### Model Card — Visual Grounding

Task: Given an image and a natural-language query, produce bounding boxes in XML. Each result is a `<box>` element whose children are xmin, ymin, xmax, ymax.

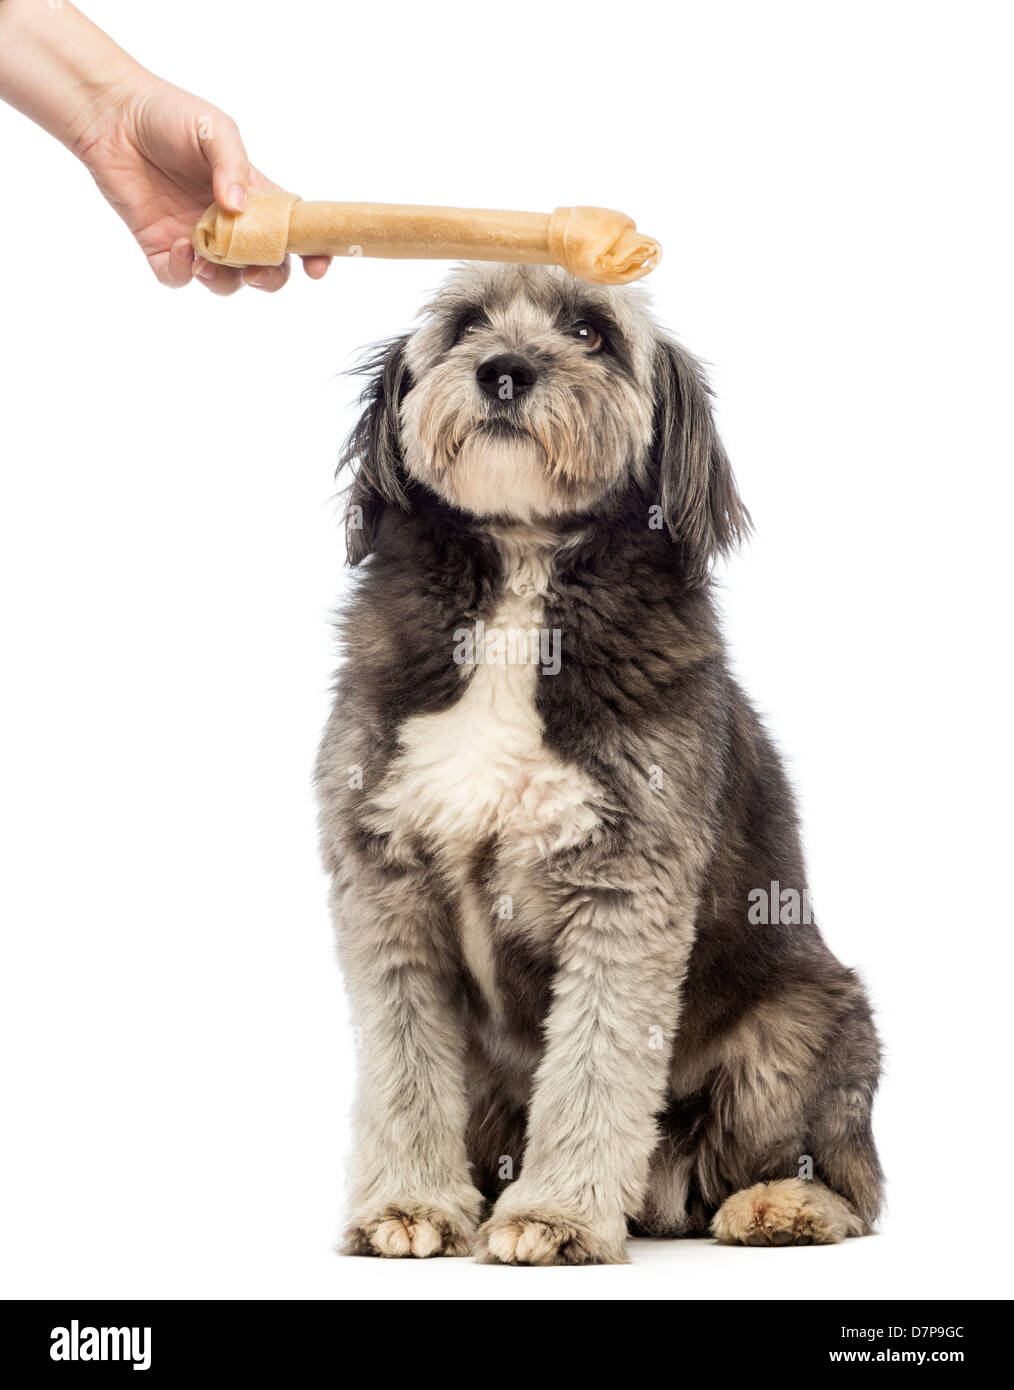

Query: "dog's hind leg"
<box><xmin>805</xmin><ymin>1080</ymin><xmax>884</xmax><ymax>1234</ymax></box>
<box><xmin>711</xmin><ymin>1014</ymin><xmax>884</xmax><ymax>1246</ymax></box>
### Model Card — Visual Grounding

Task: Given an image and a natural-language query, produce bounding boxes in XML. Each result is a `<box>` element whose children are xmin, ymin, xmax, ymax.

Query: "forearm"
<box><xmin>0</xmin><ymin>0</ymin><xmax>145</xmax><ymax>151</ymax></box>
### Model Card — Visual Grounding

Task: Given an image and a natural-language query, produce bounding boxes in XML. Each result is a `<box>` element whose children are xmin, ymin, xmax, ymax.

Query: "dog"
<box><xmin>315</xmin><ymin>263</ymin><xmax>883</xmax><ymax>1264</ymax></box>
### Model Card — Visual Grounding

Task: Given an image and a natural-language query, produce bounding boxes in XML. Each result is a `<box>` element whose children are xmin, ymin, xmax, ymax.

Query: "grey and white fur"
<box><xmin>315</xmin><ymin>264</ymin><xmax>883</xmax><ymax>1264</ymax></box>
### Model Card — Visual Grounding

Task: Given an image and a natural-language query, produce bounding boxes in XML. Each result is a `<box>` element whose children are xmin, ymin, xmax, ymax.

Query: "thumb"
<box><xmin>202</xmin><ymin>113</ymin><xmax>250</xmax><ymax>213</ymax></box>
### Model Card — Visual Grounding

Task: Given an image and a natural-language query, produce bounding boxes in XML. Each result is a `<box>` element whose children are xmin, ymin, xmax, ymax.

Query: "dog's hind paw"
<box><xmin>476</xmin><ymin>1205</ymin><xmax>628</xmax><ymax>1266</ymax></box>
<box><xmin>343</xmin><ymin>1200</ymin><xmax>476</xmax><ymax>1258</ymax></box>
<box><xmin>711</xmin><ymin>1178</ymin><xmax>866</xmax><ymax>1246</ymax></box>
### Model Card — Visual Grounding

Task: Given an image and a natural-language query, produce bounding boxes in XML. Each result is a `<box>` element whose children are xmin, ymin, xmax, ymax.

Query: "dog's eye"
<box><xmin>457</xmin><ymin>316</ymin><xmax>485</xmax><ymax>341</ymax></box>
<box><xmin>570</xmin><ymin>321</ymin><xmax>603</xmax><ymax>351</ymax></box>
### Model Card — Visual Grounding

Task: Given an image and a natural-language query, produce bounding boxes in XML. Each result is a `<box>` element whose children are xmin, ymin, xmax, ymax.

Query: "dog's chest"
<box><xmin>367</xmin><ymin>532</ymin><xmax>600</xmax><ymax>863</ymax></box>
<box><xmin>366</xmin><ymin>530</ymin><xmax>600</xmax><ymax>1012</ymax></box>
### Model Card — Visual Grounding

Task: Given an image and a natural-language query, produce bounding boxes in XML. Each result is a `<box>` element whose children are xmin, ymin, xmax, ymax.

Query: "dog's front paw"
<box><xmin>476</xmin><ymin>1203</ymin><xmax>628</xmax><ymax>1266</ymax></box>
<box><xmin>343</xmin><ymin>1200</ymin><xmax>476</xmax><ymax>1258</ymax></box>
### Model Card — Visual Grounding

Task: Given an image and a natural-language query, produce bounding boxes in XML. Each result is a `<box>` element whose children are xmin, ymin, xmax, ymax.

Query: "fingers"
<box><xmin>189</xmin><ymin>160</ymin><xmax>328</xmax><ymax>288</ymax></box>
<box><xmin>187</xmin><ymin>250</ymin><xmax>324</xmax><ymax>293</ymax></box>
<box><xmin>192</xmin><ymin>257</ymin><xmax>244</xmax><ymax>296</ymax></box>
<box><xmin>201</xmin><ymin>112</ymin><xmax>251</xmax><ymax>214</ymax></box>
<box><xmin>242</xmin><ymin>258</ymin><xmax>292</xmax><ymax>293</ymax></box>
<box><xmin>301</xmin><ymin>255</ymin><xmax>331</xmax><ymax>280</ymax></box>
<box><xmin>148</xmin><ymin>238</ymin><xmax>197</xmax><ymax>288</ymax></box>
<box><xmin>164</xmin><ymin>237</ymin><xmax>196</xmax><ymax>287</ymax></box>
<box><xmin>186</xmin><ymin>255</ymin><xmax>292</xmax><ymax>295</ymax></box>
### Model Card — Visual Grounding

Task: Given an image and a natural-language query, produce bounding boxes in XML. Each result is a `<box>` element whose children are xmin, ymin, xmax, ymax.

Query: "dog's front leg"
<box><xmin>336</xmin><ymin>864</ymin><xmax>483</xmax><ymax>1258</ymax></box>
<box><xmin>476</xmin><ymin>875</ymin><xmax>694</xmax><ymax>1265</ymax></box>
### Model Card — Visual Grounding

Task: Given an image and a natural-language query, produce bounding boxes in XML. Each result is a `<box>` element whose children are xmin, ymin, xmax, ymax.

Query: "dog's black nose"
<box><xmin>476</xmin><ymin>353</ymin><xmax>538</xmax><ymax>401</ymax></box>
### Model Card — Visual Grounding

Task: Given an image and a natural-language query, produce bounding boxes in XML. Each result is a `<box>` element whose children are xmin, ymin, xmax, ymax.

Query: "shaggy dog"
<box><xmin>315</xmin><ymin>264</ymin><xmax>883</xmax><ymax>1264</ymax></box>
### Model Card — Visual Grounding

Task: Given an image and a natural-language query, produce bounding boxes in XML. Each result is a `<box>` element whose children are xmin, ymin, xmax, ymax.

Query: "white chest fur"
<box><xmin>366</xmin><ymin>526</ymin><xmax>601</xmax><ymax>1005</ymax></box>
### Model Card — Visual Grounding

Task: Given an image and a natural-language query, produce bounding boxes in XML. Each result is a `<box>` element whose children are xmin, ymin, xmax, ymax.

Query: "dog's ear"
<box><xmin>651</xmin><ymin>337</ymin><xmax>751</xmax><ymax>585</ymax></box>
<box><xmin>338</xmin><ymin>335</ymin><xmax>412</xmax><ymax>564</ymax></box>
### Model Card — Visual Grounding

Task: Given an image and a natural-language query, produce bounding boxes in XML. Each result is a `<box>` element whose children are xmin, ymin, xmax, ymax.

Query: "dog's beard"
<box><xmin>401</xmin><ymin>378</ymin><xmax>642</xmax><ymax>522</ymax></box>
<box><xmin>440</xmin><ymin>428</ymin><xmax>564</xmax><ymax>520</ymax></box>
<box><xmin>400</xmin><ymin>372</ymin><xmax>560</xmax><ymax>518</ymax></box>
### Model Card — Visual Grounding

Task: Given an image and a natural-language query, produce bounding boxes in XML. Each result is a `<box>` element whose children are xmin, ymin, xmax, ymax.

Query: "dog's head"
<box><xmin>341</xmin><ymin>264</ymin><xmax>748</xmax><ymax>584</ymax></box>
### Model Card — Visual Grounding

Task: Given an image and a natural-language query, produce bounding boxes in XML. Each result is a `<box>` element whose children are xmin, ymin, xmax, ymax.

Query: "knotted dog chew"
<box><xmin>192</xmin><ymin>194</ymin><xmax>662</xmax><ymax>285</ymax></box>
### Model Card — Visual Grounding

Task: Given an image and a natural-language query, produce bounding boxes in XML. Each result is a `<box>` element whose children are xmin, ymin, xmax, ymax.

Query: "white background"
<box><xmin>1</xmin><ymin>0</ymin><xmax>1011</xmax><ymax>1301</ymax></box>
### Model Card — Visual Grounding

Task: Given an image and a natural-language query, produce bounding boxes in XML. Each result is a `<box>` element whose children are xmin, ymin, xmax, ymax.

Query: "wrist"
<box><xmin>64</xmin><ymin>64</ymin><xmax>151</xmax><ymax>164</ymax></box>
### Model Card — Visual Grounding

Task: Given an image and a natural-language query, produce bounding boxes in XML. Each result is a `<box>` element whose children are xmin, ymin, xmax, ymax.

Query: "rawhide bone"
<box><xmin>192</xmin><ymin>192</ymin><xmax>662</xmax><ymax>286</ymax></box>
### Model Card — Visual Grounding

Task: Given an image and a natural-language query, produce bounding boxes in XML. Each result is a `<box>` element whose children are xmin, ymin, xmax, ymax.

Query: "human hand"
<box><xmin>73</xmin><ymin>72</ymin><xmax>331</xmax><ymax>295</ymax></box>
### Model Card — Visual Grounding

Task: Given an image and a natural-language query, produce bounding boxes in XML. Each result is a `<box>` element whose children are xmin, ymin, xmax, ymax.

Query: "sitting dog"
<box><xmin>316</xmin><ymin>264</ymin><xmax>883</xmax><ymax>1264</ymax></box>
